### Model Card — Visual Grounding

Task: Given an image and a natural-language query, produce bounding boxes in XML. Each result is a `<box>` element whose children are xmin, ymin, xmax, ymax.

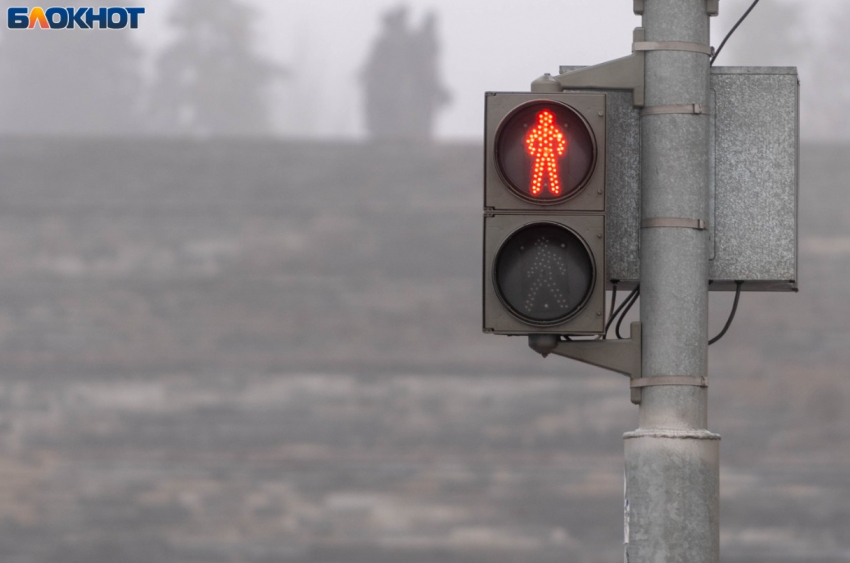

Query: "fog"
<box><xmin>0</xmin><ymin>1</ymin><xmax>848</xmax><ymax>562</ymax></box>
<box><xmin>257</xmin><ymin>0</ymin><xmax>850</xmax><ymax>140</ymax></box>
<box><xmin>3</xmin><ymin>0</ymin><xmax>849</xmax><ymax>139</ymax></box>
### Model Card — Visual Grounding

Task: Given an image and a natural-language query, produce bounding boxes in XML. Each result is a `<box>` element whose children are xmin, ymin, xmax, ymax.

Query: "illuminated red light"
<box><xmin>493</xmin><ymin>100</ymin><xmax>596</xmax><ymax>204</ymax></box>
<box><xmin>525</xmin><ymin>110</ymin><xmax>567</xmax><ymax>197</ymax></box>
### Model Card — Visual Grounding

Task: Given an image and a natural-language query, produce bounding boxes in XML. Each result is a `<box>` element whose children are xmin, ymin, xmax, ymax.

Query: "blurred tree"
<box><xmin>409</xmin><ymin>13</ymin><xmax>452</xmax><ymax>139</ymax></box>
<box><xmin>149</xmin><ymin>0</ymin><xmax>285</xmax><ymax>137</ymax></box>
<box><xmin>0</xmin><ymin>2</ymin><xmax>144</xmax><ymax>136</ymax></box>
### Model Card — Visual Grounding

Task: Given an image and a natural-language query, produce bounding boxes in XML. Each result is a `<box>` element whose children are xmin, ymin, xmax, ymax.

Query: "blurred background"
<box><xmin>0</xmin><ymin>0</ymin><xmax>848</xmax><ymax>562</ymax></box>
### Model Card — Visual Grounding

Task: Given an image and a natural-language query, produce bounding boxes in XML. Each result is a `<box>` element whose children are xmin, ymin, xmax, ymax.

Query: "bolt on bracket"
<box><xmin>532</xmin><ymin>28</ymin><xmax>646</xmax><ymax>107</ymax></box>
<box><xmin>528</xmin><ymin>322</ymin><xmax>643</xmax><ymax>403</ymax></box>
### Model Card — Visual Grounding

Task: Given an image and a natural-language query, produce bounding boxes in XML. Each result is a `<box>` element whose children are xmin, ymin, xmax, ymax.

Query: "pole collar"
<box><xmin>635</xmin><ymin>0</ymin><xmax>719</xmax><ymax>16</ymax></box>
<box><xmin>633</xmin><ymin>41</ymin><xmax>714</xmax><ymax>57</ymax></box>
<box><xmin>630</xmin><ymin>377</ymin><xmax>708</xmax><ymax>388</ymax></box>
<box><xmin>642</xmin><ymin>103</ymin><xmax>710</xmax><ymax>116</ymax></box>
<box><xmin>642</xmin><ymin>218</ymin><xmax>707</xmax><ymax>230</ymax></box>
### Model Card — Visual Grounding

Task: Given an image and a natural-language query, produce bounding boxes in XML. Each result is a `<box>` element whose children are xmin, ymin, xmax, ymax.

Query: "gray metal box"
<box><xmin>560</xmin><ymin>66</ymin><xmax>800</xmax><ymax>292</ymax></box>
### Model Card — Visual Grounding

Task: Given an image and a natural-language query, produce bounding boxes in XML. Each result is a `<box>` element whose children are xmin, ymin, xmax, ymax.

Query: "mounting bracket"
<box><xmin>532</xmin><ymin>28</ymin><xmax>646</xmax><ymax>107</ymax></box>
<box><xmin>634</xmin><ymin>0</ymin><xmax>718</xmax><ymax>17</ymax></box>
<box><xmin>528</xmin><ymin>322</ymin><xmax>644</xmax><ymax>404</ymax></box>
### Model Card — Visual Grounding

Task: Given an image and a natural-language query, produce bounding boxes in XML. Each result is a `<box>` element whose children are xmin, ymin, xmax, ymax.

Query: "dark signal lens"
<box><xmin>494</xmin><ymin>223</ymin><xmax>595</xmax><ymax>326</ymax></box>
<box><xmin>495</xmin><ymin>101</ymin><xmax>596</xmax><ymax>204</ymax></box>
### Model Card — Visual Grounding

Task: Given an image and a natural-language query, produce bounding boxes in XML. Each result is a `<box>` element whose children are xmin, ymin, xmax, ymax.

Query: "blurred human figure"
<box><xmin>361</xmin><ymin>6</ymin><xmax>450</xmax><ymax>141</ymax></box>
<box><xmin>410</xmin><ymin>12</ymin><xmax>452</xmax><ymax>139</ymax></box>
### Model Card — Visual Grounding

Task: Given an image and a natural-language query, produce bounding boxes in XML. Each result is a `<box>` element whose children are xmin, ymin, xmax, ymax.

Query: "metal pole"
<box><xmin>625</xmin><ymin>1</ymin><xmax>719</xmax><ymax>562</ymax></box>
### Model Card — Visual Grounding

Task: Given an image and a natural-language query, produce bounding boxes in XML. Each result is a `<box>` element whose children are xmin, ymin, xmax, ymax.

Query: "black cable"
<box><xmin>616</xmin><ymin>286</ymin><xmax>640</xmax><ymax>340</ymax></box>
<box><xmin>606</xmin><ymin>285</ymin><xmax>638</xmax><ymax>339</ymax></box>
<box><xmin>709</xmin><ymin>281</ymin><xmax>743</xmax><ymax>345</ymax></box>
<box><xmin>711</xmin><ymin>0</ymin><xmax>761</xmax><ymax>66</ymax></box>
<box><xmin>603</xmin><ymin>282</ymin><xmax>618</xmax><ymax>340</ymax></box>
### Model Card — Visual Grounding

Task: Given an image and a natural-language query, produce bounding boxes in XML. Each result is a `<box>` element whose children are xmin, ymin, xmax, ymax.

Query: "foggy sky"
<box><xmin>266</xmin><ymin>0</ymin><xmax>842</xmax><ymax>140</ymax></box>
<box><xmin>11</xmin><ymin>0</ymin><xmax>846</xmax><ymax>140</ymax></box>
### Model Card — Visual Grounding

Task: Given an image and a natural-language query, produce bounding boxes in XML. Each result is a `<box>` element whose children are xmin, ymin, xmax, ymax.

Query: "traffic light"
<box><xmin>483</xmin><ymin>92</ymin><xmax>607</xmax><ymax>335</ymax></box>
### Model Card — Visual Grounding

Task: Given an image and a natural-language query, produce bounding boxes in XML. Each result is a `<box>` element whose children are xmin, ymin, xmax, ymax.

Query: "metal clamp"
<box><xmin>630</xmin><ymin>376</ymin><xmax>707</xmax><ymax>404</ymax></box>
<box><xmin>642</xmin><ymin>218</ymin><xmax>707</xmax><ymax>230</ymax></box>
<box><xmin>633</xmin><ymin>41</ymin><xmax>714</xmax><ymax>57</ymax></box>
<box><xmin>635</xmin><ymin>0</ymin><xmax>718</xmax><ymax>16</ymax></box>
<box><xmin>630</xmin><ymin>377</ymin><xmax>707</xmax><ymax>388</ymax></box>
<box><xmin>642</xmin><ymin>103</ymin><xmax>710</xmax><ymax>117</ymax></box>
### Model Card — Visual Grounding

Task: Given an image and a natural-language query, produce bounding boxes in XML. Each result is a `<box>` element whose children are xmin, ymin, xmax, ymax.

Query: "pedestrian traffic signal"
<box><xmin>484</xmin><ymin>92</ymin><xmax>606</xmax><ymax>335</ymax></box>
<box><xmin>485</xmin><ymin>93</ymin><xmax>605</xmax><ymax>212</ymax></box>
<box><xmin>495</xmin><ymin>102</ymin><xmax>598</xmax><ymax>204</ymax></box>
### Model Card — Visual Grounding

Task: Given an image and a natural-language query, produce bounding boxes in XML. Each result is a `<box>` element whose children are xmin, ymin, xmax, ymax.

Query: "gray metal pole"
<box><xmin>625</xmin><ymin>1</ymin><xmax>719</xmax><ymax>562</ymax></box>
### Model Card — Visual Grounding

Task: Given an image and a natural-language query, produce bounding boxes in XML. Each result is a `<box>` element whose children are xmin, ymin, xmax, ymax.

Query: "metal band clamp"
<box><xmin>642</xmin><ymin>103</ymin><xmax>710</xmax><ymax>116</ymax></box>
<box><xmin>630</xmin><ymin>377</ymin><xmax>708</xmax><ymax>389</ymax></box>
<box><xmin>633</xmin><ymin>41</ymin><xmax>714</xmax><ymax>57</ymax></box>
<box><xmin>642</xmin><ymin>218</ymin><xmax>707</xmax><ymax>230</ymax></box>
<box><xmin>634</xmin><ymin>0</ymin><xmax>718</xmax><ymax>16</ymax></box>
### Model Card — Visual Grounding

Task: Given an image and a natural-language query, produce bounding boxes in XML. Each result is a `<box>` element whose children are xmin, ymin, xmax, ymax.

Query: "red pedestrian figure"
<box><xmin>525</xmin><ymin>110</ymin><xmax>567</xmax><ymax>196</ymax></box>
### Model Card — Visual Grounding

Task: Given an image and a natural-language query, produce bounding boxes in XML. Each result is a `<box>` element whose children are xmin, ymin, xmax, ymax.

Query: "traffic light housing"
<box><xmin>483</xmin><ymin>92</ymin><xmax>607</xmax><ymax>335</ymax></box>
